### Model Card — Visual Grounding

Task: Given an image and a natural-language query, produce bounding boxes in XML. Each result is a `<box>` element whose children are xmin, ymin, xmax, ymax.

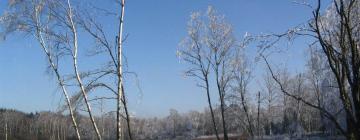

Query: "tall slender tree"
<box><xmin>179</xmin><ymin>6</ymin><xmax>236</xmax><ymax>140</ymax></box>
<box><xmin>0</xmin><ymin>1</ymin><xmax>83</xmax><ymax>139</ymax></box>
<box><xmin>178</xmin><ymin>10</ymin><xmax>220</xmax><ymax>140</ymax></box>
<box><xmin>116</xmin><ymin>0</ymin><xmax>133</xmax><ymax>139</ymax></box>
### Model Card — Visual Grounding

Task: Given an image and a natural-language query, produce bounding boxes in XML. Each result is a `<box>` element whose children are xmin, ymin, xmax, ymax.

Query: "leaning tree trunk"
<box><xmin>34</xmin><ymin>10</ymin><xmax>81</xmax><ymax>139</ymax></box>
<box><xmin>66</xmin><ymin>0</ymin><xmax>102</xmax><ymax>139</ymax></box>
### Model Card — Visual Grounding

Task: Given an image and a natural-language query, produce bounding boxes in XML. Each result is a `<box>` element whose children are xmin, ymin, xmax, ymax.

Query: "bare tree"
<box><xmin>230</xmin><ymin>47</ymin><xmax>254</xmax><ymax>137</ymax></box>
<box><xmin>305</xmin><ymin>45</ymin><xmax>328</xmax><ymax>132</ymax></box>
<box><xmin>253</xmin><ymin>1</ymin><xmax>360</xmax><ymax>138</ymax></box>
<box><xmin>1</xmin><ymin>0</ymin><xmax>111</xmax><ymax>139</ymax></box>
<box><xmin>179</xmin><ymin>7</ymin><xmax>236</xmax><ymax>139</ymax></box>
<box><xmin>262</xmin><ymin>0</ymin><xmax>360</xmax><ymax>139</ymax></box>
<box><xmin>60</xmin><ymin>0</ymin><xmax>136</xmax><ymax>139</ymax></box>
<box><xmin>116</xmin><ymin>0</ymin><xmax>133</xmax><ymax>139</ymax></box>
<box><xmin>309</xmin><ymin>0</ymin><xmax>360</xmax><ymax>139</ymax></box>
<box><xmin>116</xmin><ymin>0</ymin><xmax>126</xmax><ymax>139</ymax></box>
<box><xmin>178</xmin><ymin>10</ymin><xmax>220</xmax><ymax>140</ymax></box>
<box><xmin>262</xmin><ymin>71</ymin><xmax>280</xmax><ymax>136</ymax></box>
<box><xmin>62</xmin><ymin>1</ymin><xmax>102</xmax><ymax>139</ymax></box>
<box><xmin>293</xmin><ymin>74</ymin><xmax>306</xmax><ymax>136</ymax></box>
<box><xmin>75</xmin><ymin>0</ymin><xmax>133</xmax><ymax>138</ymax></box>
<box><xmin>263</xmin><ymin>53</ymin><xmax>352</xmax><ymax>139</ymax></box>
<box><xmin>206</xmin><ymin>7</ymin><xmax>236</xmax><ymax>140</ymax></box>
<box><xmin>0</xmin><ymin>1</ymin><xmax>82</xmax><ymax>139</ymax></box>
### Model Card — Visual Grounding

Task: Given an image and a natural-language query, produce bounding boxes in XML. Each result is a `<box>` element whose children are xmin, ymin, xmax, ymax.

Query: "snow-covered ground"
<box><xmin>194</xmin><ymin>133</ymin><xmax>346</xmax><ymax>140</ymax></box>
<box><xmin>253</xmin><ymin>135</ymin><xmax>346</xmax><ymax>140</ymax></box>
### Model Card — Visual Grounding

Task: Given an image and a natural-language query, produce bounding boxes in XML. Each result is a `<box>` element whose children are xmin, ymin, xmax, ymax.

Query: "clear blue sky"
<box><xmin>0</xmin><ymin>0</ymin><xmax>317</xmax><ymax>117</ymax></box>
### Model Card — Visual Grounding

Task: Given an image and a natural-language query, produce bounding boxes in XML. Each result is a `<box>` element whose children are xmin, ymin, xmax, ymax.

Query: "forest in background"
<box><xmin>0</xmin><ymin>0</ymin><xmax>360</xmax><ymax>140</ymax></box>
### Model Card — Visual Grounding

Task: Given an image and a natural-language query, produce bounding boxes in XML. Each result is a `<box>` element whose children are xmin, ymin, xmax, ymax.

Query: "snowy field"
<box><xmin>194</xmin><ymin>134</ymin><xmax>346</xmax><ymax>140</ymax></box>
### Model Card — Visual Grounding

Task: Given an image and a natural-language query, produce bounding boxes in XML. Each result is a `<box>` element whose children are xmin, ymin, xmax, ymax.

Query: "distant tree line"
<box><xmin>0</xmin><ymin>108</ymin><xmax>114</xmax><ymax>140</ymax></box>
<box><xmin>0</xmin><ymin>88</ymin><xmax>342</xmax><ymax>140</ymax></box>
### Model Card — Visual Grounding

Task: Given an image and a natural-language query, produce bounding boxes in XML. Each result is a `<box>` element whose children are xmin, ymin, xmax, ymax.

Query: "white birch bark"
<box><xmin>33</xmin><ymin>5</ymin><xmax>81</xmax><ymax>140</ymax></box>
<box><xmin>66</xmin><ymin>0</ymin><xmax>102</xmax><ymax>139</ymax></box>
<box><xmin>116</xmin><ymin>0</ymin><xmax>126</xmax><ymax>139</ymax></box>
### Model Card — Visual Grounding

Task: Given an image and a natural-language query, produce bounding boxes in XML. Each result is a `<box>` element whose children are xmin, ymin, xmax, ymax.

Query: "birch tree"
<box><xmin>0</xmin><ymin>0</ymin><xmax>129</xmax><ymax>139</ymax></box>
<box><xmin>76</xmin><ymin>0</ymin><xmax>133</xmax><ymax>139</ymax></box>
<box><xmin>116</xmin><ymin>0</ymin><xmax>133</xmax><ymax>139</ymax></box>
<box><xmin>0</xmin><ymin>0</ymin><xmax>82</xmax><ymax>139</ymax></box>
<box><xmin>63</xmin><ymin>1</ymin><xmax>102</xmax><ymax>139</ymax></box>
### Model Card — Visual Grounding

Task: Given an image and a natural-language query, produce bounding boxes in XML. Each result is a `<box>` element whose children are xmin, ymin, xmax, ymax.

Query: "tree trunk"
<box><xmin>121</xmin><ymin>85</ymin><xmax>133</xmax><ymax>140</ymax></box>
<box><xmin>257</xmin><ymin>92</ymin><xmax>261</xmax><ymax>136</ymax></box>
<box><xmin>66</xmin><ymin>0</ymin><xmax>102</xmax><ymax>139</ymax></box>
<box><xmin>5</xmin><ymin>122</ymin><xmax>7</xmax><ymax>140</ymax></box>
<box><xmin>220</xmin><ymin>99</ymin><xmax>228</xmax><ymax>140</ymax></box>
<box><xmin>215</xmin><ymin>73</ymin><xmax>228</xmax><ymax>140</ymax></box>
<box><xmin>116</xmin><ymin>0</ymin><xmax>127</xmax><ymax>140</ymax></box>
<box><xmin>34</xmin><ymin>10</ymin><xmax>81</xmax><ymax>139</ymax></box>
<box><xmin>205</xmin><ymin>77</ymin><xmax>220</xmax><ymax>140</ymax></box>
